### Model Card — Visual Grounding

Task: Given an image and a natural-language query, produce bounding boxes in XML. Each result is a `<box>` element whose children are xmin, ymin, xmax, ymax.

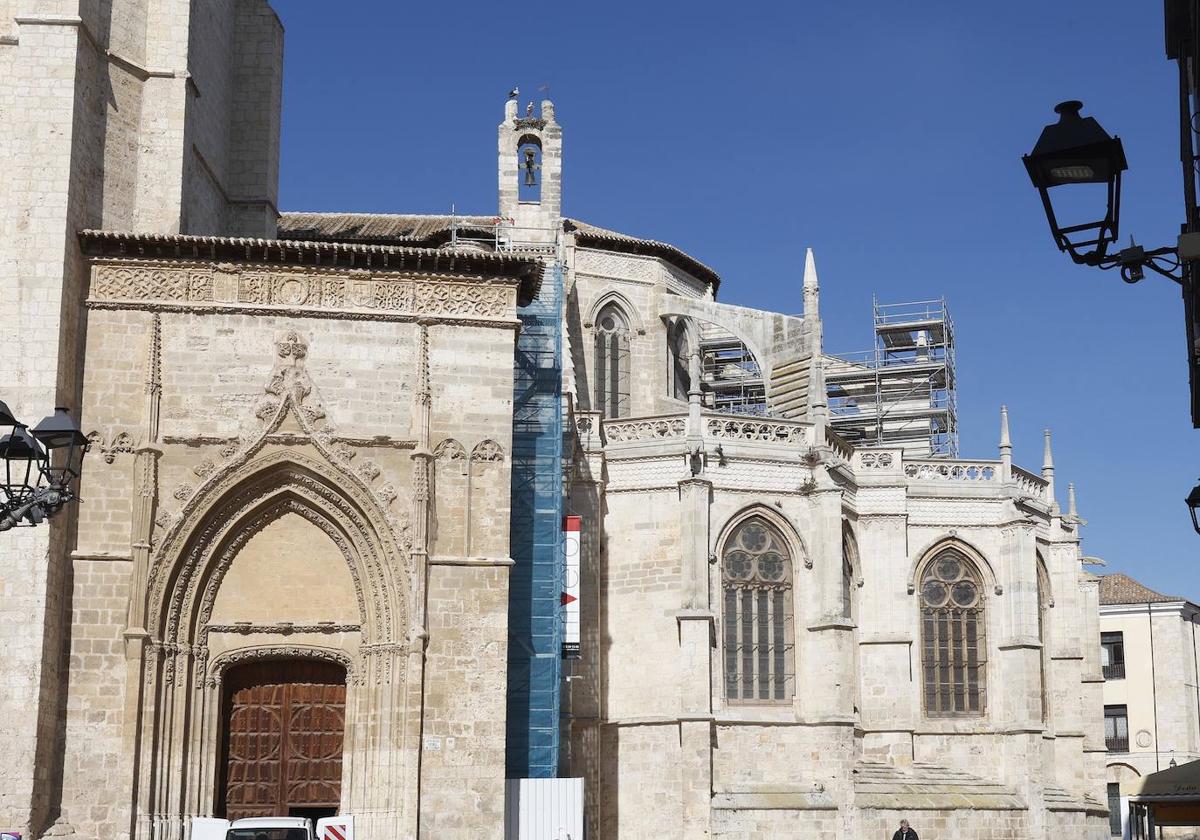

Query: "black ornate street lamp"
<box><xmin>1023</xmin><ymin>101</ymin><xmax>1183</xmax><ymax>284</ymax></box>
<box><xmin>1186</xmin><ymin>480</ymin><xmax>1200</xmax><ymax>535</ymax></box>
<box><xmin>0</xmin><ymin>401</ymin><xmax>89</xmax><ymax>531</ymax></box>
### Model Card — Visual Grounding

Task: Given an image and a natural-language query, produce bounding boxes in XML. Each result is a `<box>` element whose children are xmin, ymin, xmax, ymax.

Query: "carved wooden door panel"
<box><xmin>221</xmin><ymin>660</ymin><xmax>346</xmax><ymax>819</ymax></box>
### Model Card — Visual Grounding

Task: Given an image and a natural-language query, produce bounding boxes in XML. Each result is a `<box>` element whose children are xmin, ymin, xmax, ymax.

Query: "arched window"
<box><xmin>842</xmin><ymin>526</ymin><xmax>858</xmax><ymax>620</ymax></box>
<box><xmin>919</xmin><ymin>547</ymin><xmax>987</xmax><ymax>715</ymax></box>
<box><xmin>1037</xmin><ymin>556</ymin><xmax>1052</xmax><ymax>722</ymax></box>
<box><xmin>667</xmin><ymin>318</ymin><xmax>691</xmax><ymax>401</ymax></box>
<box><xmin>722</xmin><ymin>517</ymin><xmax>794</xmax><ymax>703</ymax></box>
<box><xmin>594</xmin><ymin>303</ymin><xmax>631</xmax><ymax>418</ymax></box>
<box><xmin>518</xmin><ymin>134</ymin><xmax>542</xmax><ymax>203</ymax></box>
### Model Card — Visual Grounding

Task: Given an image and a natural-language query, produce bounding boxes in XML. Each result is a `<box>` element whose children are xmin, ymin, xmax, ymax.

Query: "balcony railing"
<box><xmin>1106</xmin><ymin>736</ymin><xmax>1129</xmax><ymax>753</ymax></box>
<box><xmin>1103</xmin><ymin>662</ymin><xmax>1126</xmax><ymax>680</ymax></box>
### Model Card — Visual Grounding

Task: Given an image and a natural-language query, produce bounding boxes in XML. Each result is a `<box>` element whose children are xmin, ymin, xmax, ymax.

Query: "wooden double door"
<box><xmin>219</xmin><ymin>660</ymin><xmax>346</xmax><ymax>819</ymax></box>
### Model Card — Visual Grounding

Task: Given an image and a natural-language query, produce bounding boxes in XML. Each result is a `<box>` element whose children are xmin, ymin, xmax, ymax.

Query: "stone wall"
<box><xmin>419</xmin><ymin>564</ymin><xmax>511</xmax><ymax>840</ymax></box>
<box><xmin>568</xmin><ymin>413</ymin><xmax>1110</xmax><ymax>837</ymax></box>
<box><xmin>15</xmin><ymin>237</ymin><xmax>533</xmax><ymax>840</ymax></box>
<box><xmin>573</xmin><ymin>247</ymin><xmax>723</xmax><ymax>406</ymax></box>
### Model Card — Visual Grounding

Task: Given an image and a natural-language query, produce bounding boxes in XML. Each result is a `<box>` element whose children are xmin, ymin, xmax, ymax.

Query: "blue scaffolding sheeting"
<box><xmin>506</xmin><ymin>261</ymin><xmax>564</xmax><ymax>779</ymax></box>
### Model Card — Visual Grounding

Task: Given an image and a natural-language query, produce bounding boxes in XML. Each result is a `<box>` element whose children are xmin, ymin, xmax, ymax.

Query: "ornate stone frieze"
<box><xmin>662</xmin><ymin>263</ymin><xmax>705</xmax><ymax>296</ymax></box>
<box><xmin>574</xmin><ymin>249</ymin><xmax>657</xmax><ymax>283</ymax></box>
<box><xmin>88</xmin><ymin>261</ymin><xmax>516</xmax><ymax>323</ymax></box>
<box><xmin>906</xmin><ymin>498</ymin><xmax>1005</xmax><ymax>525</ymax></box>
<box><xmin>86</xmin><ymin>429</ymin><xmax>136</xmax><ymax>464</ymax></box>
<box><xmin>853</xmin><ymin>487</ymin><xmax>907</xmax><ymax>515</ymax></box>
<box><xmin>604</xmin><ymin>456</ymin><xmax>689</xmax><ymax>492</ymax></box>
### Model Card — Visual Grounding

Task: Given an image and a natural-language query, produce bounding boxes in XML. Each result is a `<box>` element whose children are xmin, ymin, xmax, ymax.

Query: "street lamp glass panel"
<box><xmin>1049</xmin><ymin>165</ymin><xmax>1095</xmax><ymax>181</ymax></box>
<box><xmin>0</xmin><ymin>426</ymin><xmax>46</xmax><ymax>504</ymax></box>
<box><xmin>31</xmin><ymin>407</ymin><xmax>88</xmax><ymax>487</ymax></box>
<box><xmin>0</xmin><ymin>400</ymin><xmax>17</xmax><ymax>428</ymax></box>
<box><xmin>1024</xmin><ymin>100</ymin><xmax>1127</xmax><ymax>188</ymax></box>
<box><xmin>31</xmin><ymin>407</ymin><xmax>87</xmax><ymax>449</ymax></box>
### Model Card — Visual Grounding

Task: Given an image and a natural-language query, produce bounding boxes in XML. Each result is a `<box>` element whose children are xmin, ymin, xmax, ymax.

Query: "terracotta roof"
<box><xmin>276</xmin><ymin>212</ymin><xmax>721</xmax><ymax>291</ymax></box>
<box><xmin>562</xmin><ymin>219</ymin><xmax>720</xmax><ymax>290</ymax></box>
<box><xmin>1098</xmin><ymin>573</ymin><xmax>1185</xmax><ymax>605</ymax></box>
<box><xmin>279</xmin><ymin>212</ymin><xmax>497</xmax><ymax>243</ymax></box>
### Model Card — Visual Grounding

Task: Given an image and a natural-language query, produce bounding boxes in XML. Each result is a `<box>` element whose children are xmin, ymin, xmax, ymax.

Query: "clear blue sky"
<box><xmin>275</xmin><ymin>0</ymin><xmax>1197</xmax><ymax>598</ymax></box>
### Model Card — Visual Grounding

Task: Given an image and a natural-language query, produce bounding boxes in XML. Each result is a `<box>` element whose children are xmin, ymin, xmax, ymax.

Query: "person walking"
<box><xmin>891</xmin><ymin>818</ymin><xmax>918</xmax><ymax>840</ymax></box>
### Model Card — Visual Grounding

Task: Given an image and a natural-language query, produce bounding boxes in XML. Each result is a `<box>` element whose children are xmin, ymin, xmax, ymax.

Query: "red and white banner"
<box><xmin>562</xmin><ymin>516</ymin><xmax>581</xmax><ymax>659</ymax></box>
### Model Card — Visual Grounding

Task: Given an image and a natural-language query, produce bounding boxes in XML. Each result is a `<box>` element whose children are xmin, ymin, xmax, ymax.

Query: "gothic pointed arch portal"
<box><xmin>128</xmin><ymin>451</ymin><xmax>420</xmax><ymax>840</ymax></box>
<box><xmin>125</xmin><ymin>330</ymin><xmax>423</xmax><ymax>840</ymax></box>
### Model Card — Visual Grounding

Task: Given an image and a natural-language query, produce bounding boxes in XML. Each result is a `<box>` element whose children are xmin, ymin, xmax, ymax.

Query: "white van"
<box><xmin>191</xmin><ymin>815</ymin><xmax>353</xmax><ymax>840</ymax></box>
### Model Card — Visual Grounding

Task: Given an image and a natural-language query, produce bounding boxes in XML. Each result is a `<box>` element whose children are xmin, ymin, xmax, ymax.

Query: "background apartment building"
<box><xmin>1100</xmin><ymin>573</ymin><xmax>1200</xmax><ymax>838</ymax></box>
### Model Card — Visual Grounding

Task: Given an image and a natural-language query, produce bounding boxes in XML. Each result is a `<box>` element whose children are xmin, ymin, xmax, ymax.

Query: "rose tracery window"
<box><xmin>722</xmin><ymin>518</ymin><xmax>794</xmax><ymax>703</ymax></box>
<box><xmin>920</xmin><ymin>549</ymin><xmax>987</xmax><ymax>716</ymax></box>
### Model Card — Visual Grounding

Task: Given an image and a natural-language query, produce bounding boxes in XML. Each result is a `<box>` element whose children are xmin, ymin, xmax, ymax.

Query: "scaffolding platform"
<box><xmin>826</xmin><ymin>297</ymin><xmax>958</xmax><ymax>457</ymax></box>
<box><xmin>698</xmin><ymin>322</ymin><xmax>767</xmax><ymax>415</ymax></box>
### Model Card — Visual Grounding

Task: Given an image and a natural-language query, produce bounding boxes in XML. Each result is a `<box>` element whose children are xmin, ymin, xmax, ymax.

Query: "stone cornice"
<box><xmin>79</xmin><ymin>229</ymin><xmax>540</xmax><ymax>298</ymax></box>
<box><xmin>84</xmin><ymin>258</ymin><xmax>524</xmax><ymax>326</ymax></box>
<box><xmin>428</xmin><ymin>555</ymin><xmax>515</xmax><ymax>567</ymax></box>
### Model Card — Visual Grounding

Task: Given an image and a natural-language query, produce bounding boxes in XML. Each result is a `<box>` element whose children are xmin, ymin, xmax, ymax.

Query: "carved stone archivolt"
<box><xmin>206</xmin><ymin>622</ymin><xmax>361</xmax><ymax>635</ymax></box>
<box><xmin>207</xmin><ymin>644</ymin><xmax>360</xmax><ymax>687</ymax></box>
<box><xmin>149</xmin><ymin>451</ymin><xmax>409</xmax><ymax>671</ymax></box>
<box><xmin>88</xmin><ymin>261</ymin><xmax>516</xmax><ymax>323</ymax></box>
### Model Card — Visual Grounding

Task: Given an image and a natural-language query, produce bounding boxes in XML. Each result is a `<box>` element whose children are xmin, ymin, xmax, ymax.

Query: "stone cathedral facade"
<box><xmin>0</xmin><ymin>2</ymin><xmax>1109</xmax><ymax>839</ymax></box>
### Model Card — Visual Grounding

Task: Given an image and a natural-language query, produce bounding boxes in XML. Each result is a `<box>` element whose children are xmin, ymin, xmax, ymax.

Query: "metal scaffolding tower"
<box><xmin>826</xmin><ymin>297</ymin><xmax>958</xmax><ymax>456</ymax></box>
<box><xmin>698</xmin><ymin>323</ymin><xmax>768</xmax><ymax>416</ymax></box>
<box><xmin>506</xmin><ymin>260</ymin><xmax>565</xmax><ymax>779</ymax></box>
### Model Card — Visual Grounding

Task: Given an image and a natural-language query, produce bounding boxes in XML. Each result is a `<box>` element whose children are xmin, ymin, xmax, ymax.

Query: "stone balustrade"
<box><xmin>598</xmin><ymin>416</ymin><xmax>1047</xmax><ymax>502</ymax></box>
<box><xmin>903</xmin><ymin>459</ymin><xmax>999</xmax><ymax>482</ymax></box>
<box><xmin>1010</xmin><ymin>465</ymin><xmax>1050</xmax><ymax>501</ymax></box>
<box><xmin>702</xmin><ymin>412</ymin><xmax>809</xmax><ymax>445</ymax></box>
<box><xmin>602</xmin><ymin>415</ymin><xmax>688</xmax><ymax>443</ymax></box>
<box><xmin>600</xmin><ymin>412</ymin><xmax>812</xmax><ymax>446</ymax></box>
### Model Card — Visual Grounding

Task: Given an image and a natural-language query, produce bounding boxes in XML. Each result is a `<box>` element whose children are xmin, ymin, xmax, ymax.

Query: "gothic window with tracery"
<box><xmin>594</xmin><ymin>303</ymin><xmax>631</xmax><ymax>418</ymax></box>
<box><xmin>722</xmin><ymin>518</ymin><xmax>794</xmax><ymax>703</ymax></box>
<box><xmin>920</xmin><ymin>548</ymin><xmax>987</xmax><ymax>715</ymax></box>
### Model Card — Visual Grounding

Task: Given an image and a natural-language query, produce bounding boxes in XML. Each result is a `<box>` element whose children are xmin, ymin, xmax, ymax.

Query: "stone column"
<box><xmin>853</xmin><ymin>457</ymin><xmax>912</xmax><ymax>766</ymax></box>
<box><xmin>675</xmin><ymin>475</ymin><xmax>713</xmax><ymax>840</ymax></box>
<box><xmin>995</xmin><ymin>518</ymin><xmax>1044</xmax><ymax>836</ymax></box>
